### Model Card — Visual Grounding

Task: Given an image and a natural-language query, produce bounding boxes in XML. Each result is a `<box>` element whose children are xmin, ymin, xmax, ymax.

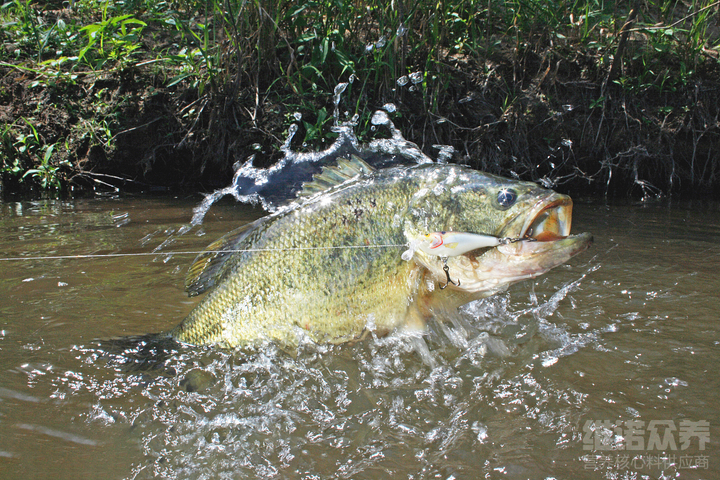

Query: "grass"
<box><xmin>1</xmin><ymin>0</ymin><xmax>719</xmax><ymax>196</ymax></box>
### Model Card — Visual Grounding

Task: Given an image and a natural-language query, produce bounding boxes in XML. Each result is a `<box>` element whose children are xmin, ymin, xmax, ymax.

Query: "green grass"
<box><xmin>1</xmin><ymin>0</ymin><xmax>719</xmax><ymax>194</ymax></box>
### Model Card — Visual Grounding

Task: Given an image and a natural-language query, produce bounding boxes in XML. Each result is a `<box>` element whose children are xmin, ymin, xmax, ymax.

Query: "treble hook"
<box><xmin>439</xmin><ymin>257</ymin><xmax>460</xmax><ymax>290</ymax></box>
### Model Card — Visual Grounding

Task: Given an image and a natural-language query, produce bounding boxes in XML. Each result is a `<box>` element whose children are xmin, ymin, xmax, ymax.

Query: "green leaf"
<box><xmin>42</xmin><ymin>144</ymin><xmax>55</xmax><ymax>164</ymax></box>
<box><xmin>167</xmin><ymin>72</ymin><xmax>194</xmax><ymax>87</ymax></box>
<box><xmin>22</xmin><ymin>168</ymin><xmax>40</xmax><ymax>179</ymax></box>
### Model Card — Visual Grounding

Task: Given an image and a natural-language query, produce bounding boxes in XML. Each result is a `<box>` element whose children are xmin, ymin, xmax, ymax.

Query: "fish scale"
<box><xmin>172</xmin><ymin>169</ymin><xmax>423</xmax><ymax>347</ymax></box>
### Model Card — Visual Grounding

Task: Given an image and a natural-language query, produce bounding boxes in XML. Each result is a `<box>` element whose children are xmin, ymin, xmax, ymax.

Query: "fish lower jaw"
<box><xmin>438</xmin><ymin>232</ymin><xmax>593</xmax><ymax>294</ymax></box>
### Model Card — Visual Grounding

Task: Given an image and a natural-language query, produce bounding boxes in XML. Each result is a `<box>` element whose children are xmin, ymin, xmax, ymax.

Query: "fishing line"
<box><xmin>0</xmin><ymin>232</ymin><xmax>530</xmax><ymax>262</ymax></box>
<box><xmin>0</xmin><ymin>244</ymin><xmax>408</xmax><ymax>262</ymax></box>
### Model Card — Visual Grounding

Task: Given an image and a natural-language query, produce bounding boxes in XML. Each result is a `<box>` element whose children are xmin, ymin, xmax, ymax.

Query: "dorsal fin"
<box><xmin>185</xmin><ymin>217</ymin><xmax>266</xmax><ymax>296</ymax></box>
<box><xmin>297</xmin><ymin>155</ymin><xmax>374</xmax><ymax>198</ymax></box>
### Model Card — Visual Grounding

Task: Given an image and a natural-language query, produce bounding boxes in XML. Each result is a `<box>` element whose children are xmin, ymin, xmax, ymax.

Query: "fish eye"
<box><xmin>496</xmin><ymin>188</ymin><xmax>517</xmax><ymax>208</ymax></box>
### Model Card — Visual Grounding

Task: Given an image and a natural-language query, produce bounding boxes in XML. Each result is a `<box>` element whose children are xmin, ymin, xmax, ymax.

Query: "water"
<box><xmin>0</xmin><ymin>196</ymin><xmax>718</xmax><ymax>479</ymax></box>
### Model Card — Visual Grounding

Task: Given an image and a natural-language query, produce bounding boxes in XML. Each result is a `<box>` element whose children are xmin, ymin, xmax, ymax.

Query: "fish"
<box><xmin>170</xmin><ymin>156</ymin><xmax>592</xmax><ymax>348</ymax></box>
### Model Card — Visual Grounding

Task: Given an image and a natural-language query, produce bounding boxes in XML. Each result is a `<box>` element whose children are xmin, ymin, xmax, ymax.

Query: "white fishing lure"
<box><xmin>417</xmin><ymin>231</ymin><xmax>501</xmax><ymax>257</ymax></box>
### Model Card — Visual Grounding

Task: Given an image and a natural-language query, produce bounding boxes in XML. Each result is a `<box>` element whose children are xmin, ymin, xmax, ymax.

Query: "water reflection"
<box><xmin>0</xmin><ymin>198</ymin><xmax>718</xmax><ymax>479</ymax></box>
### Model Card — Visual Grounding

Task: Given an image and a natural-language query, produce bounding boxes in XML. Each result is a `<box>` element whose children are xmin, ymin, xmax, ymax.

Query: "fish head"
<box><xmin>406</xmin><ymin>165</ymin><xmax>593</xmax><ymax>297</ymax></box>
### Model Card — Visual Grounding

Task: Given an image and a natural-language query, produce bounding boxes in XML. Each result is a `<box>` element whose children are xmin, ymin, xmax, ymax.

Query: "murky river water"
<box><xmin>0</xmin><ymin>196</ymin><xmax>718</xmax><ymax>479</ymax></box>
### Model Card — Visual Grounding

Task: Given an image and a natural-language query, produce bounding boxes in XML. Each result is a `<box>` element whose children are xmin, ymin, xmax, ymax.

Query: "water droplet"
<box><xmin>293</xmin><ymin>112</ymin><xmax>302</xmax><ymax>121</ymax></box>
<box><xmin>371</xmin><ymin>110</ymin><xmax>390</xmax><ymax>126</ymax></box>
<box><xmin>281</xmin><ymin>124</ymin><xmax>299</xmax><ymax>151</ymax></box>
<box><xmin>396</xmin><ymin>24</ymin><xmax>408</xmax><ymax>37</ymax></box>
<box><xmin>433</xmin><ymin>144</ymin><xmax>455</xmax><ymax>163</ymax></box>
<box><xmin>408</xmin><ymin>85</ymin><xmax>416</xmax><ymax>92</ymax></box>
<box><xmin>396</xmin><ymin>75</ymin><xmax>409</xmax><ymax>87</ymax></box>
<box><xmin>539</xmin><ymin>176</ymin><xmax>555</xmax><ymax>188</ymax></box>
<box><xmin>562</xmin><ymin>104</ymin><xmax>574</xmax><ymax>112</ymax></box>
<box><xmin>409</xmin><ymin>71</ymin><xmax>423</xmax><ymax>84</ymax></box>
<box><xmin>382</xmin><ymin>103</ymin><xmax>397</xmax><ymax>113</ymax></box>
<box><xmin>375</xmin><ymin>35</ymin><xmax>387</xmax><ymax>49</ymax></box>
<box><xmin>365</xmin><ymin>44</ymin><xmax>374</xmax><ymax>54</ymax></box>
<box><xmin>349</xmin><ymin>74</ymin><xmax>357</xmax><ymax>84</ymax></box>
<box><xmin>333</xmin><ymin>82</ymin><xmax>348</xmax><ymax>97</ymax></box>
<box><xmin>333</xmin><ymin>83</ymin><xmax>349</xmax><ymax>125</ymax></box>
<box><xmin>561</xmin><ymin>139</ymin><xmax>573</xmax><ymax>148</ymax></box>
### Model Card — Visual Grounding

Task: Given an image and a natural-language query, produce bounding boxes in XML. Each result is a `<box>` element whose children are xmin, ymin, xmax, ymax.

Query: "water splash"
<box><xmin>184</xmin><ymin>84</ymin><xmax>442</xmax><ymax>228</ymax></box>
<box><xmin>59</xmin><ymin>266</ymin><xmax>598</xmax><ymax>479</ymax></box>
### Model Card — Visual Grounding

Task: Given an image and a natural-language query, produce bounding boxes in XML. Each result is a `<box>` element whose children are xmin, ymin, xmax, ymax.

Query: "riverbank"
<box><xmin>2</xmin><ymin>0</ymin><xmax>719</xmax><ymax>198</ymax></box>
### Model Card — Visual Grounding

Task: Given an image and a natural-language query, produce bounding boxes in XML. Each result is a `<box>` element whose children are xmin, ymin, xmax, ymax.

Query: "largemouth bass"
<box><xmin>171</xmin><ymin>157</ymin><xmax>592</xmax><ymax>348</ymax></box>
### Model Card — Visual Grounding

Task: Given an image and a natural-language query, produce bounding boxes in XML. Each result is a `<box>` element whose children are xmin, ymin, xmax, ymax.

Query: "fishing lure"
<box><xmin>415</xmin><ymin>232</ymin><xmax>497</xmax><ymax>288</ymax></box>
<box><xmin>407</xmin><ymin>231</ymin><xmax>534</xmax><ymax>289</ymax></box>
<box><xmin>416</xmin><ymin>231</ymin><xmax>501</xmax><ymax>257</ymax></box>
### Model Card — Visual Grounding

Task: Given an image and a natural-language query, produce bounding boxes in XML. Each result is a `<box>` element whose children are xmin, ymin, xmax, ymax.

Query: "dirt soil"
<box><xmin>2</xmin><ymin>37</ymin><xmax>719</xmax><ymax>199</ymax></box>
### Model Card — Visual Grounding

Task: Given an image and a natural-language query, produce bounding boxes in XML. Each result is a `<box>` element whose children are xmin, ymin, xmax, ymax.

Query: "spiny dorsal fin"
<box><xmin>297</xmin><ymin>155</ymin><xmax>374</xmax><ymax>198</ymax></box>
<box><xmin>185</xmin><ymin>217</ymin><xmax>266</xmax><ymax>296</ymax></box>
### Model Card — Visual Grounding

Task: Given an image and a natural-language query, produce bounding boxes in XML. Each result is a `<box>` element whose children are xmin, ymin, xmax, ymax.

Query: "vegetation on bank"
<box><xmin>1</xmin><ymin>0</ymin><xmax>719</xmax><ymax>198</ymax></box>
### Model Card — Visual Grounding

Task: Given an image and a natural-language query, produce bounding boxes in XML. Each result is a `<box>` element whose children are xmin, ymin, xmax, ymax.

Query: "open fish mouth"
<box><xmin>494</xmin><ymin>193</ymin><xmax>592</xmax><ymax>258</ymax></box>
<box><xmin>442</xmin><ymin>194</ymin><xmax>592</xmax><ymax>293</ymax></box>
<box><xmin>519</xmin><ymin>194</ymin><xmax>572</xmax><ymax>242</ymax></box>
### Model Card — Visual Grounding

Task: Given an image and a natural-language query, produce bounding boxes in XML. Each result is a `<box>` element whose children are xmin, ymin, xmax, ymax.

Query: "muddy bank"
<box><xmin>2</xmin><ymin>2</ymin><xmax>719</xmax><ymax>199</ymax></box>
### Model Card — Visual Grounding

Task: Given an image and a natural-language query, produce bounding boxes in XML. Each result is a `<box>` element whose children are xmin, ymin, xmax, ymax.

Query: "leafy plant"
<box><xmin>0</xmin><ymin>119</ymin><xmax>66</xmax><ymax>192</ymax></box>
<box><xmin>77</xmin><ymin>2</ymin><xmax>146</xmax><ymax>70</ymax></box>
<box><xmin>22</xmin><ymin>143</ymin><xmax>65</xmax><ymax>190</ymax></box>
